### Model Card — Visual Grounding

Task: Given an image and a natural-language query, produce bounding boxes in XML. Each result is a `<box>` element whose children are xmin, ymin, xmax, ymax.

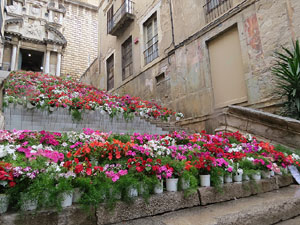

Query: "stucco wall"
<box><xmin>86</xmin><ymin>0</ymin><xmax>300</xmax><ymax>132</ymax></box>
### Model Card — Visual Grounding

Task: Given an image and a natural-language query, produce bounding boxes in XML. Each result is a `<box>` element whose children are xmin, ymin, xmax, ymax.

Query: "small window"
<box><xmin>106</xmin><ymin>54</ymin><xmax>114</xmax><ymax>91</ymax></box>
<box><xmin>122</xmin><ymin>36</ymin><xmax>133</xmax><ymax>80</ymax></box>
<box><xmin>143</xmin><ymin>12</ymin><xmax>158</xmax><ymax>65</ymax></box>
<box><xmin>107</xmin><ymin>6</ymin><xmax>114</xmax><ymax>34</ymax></box>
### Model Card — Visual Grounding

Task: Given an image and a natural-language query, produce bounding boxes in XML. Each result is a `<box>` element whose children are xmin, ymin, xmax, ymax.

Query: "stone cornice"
<box><xmin>45</xmin><ymin>24</ymin><xmax>67</xmax><ymax>46</ymax></box>
<box><xmin>64</xmin><ymin>0</ymin><xmax>98</xmax><ymax>11</ymax></box>
<box><xmin>5</xmin><ymin>18</ymin><xmax>23</xmax><ymax>25</ymax></box>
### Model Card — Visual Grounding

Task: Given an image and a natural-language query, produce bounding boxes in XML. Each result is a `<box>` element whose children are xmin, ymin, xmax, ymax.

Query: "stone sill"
<box><xmin>0</xmin><ymin>175</ymin><xmax>294</xmax><ymax>225</ymax></box>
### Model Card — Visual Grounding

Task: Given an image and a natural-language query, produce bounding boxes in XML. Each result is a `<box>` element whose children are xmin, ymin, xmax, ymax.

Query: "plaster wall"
<box><xmin>88</xmin><ymin>0</ymin><xmax>300</xmax><ymax>132</ymax></box>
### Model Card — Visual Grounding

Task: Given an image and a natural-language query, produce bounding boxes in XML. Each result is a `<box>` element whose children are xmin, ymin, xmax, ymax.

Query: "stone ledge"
<box><xmin>0</xmin><ymin>206</ymin><xmax>96</xmax><ymax>225</ymax></box>
<box><xmin>96</xmin><ymin>191</ymin><xmax>200</xmax><ymax>225</ymax></box>
<box><xmin>198</xmin><ymin>176</ymin><xmax>292</xmax><ymax>206</ymax></box>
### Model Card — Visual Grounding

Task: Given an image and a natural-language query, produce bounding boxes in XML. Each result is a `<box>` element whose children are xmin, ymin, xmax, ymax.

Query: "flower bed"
<box><xmin>3</xmin><ymin>71</ymin><xmax>183</xmax><ymax>121</ymax></box>
<box><xmin>0</xmin><ymin>129</ymin><xmax>299</xmax><ymax>213</ymax></box>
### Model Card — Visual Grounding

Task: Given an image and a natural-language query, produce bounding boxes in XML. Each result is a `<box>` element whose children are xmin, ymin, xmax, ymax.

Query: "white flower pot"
<box><xmin>72</xmin><ymin>188</ymin><xmax>82</xmax><ymax>203</ymax></box>
<box><xmin>261</xmin><ymin>171</ymin><xmax>271</xmax><ymax>179</ymax></box>
<box><xmin>139</xmin><ymin>183</ymin><xmax>149</xmax><ymax>196</ymax></box>
<box><xmin>0</xmin><ymin>194</ymin><xmax>9</xmax><ymax>214</ymax></box>
<box><xmin>224</xmin><ymin>174</ymin><xmax>233</xmax><ymax>183</ymax></box>
<box><xmin>154</xmin><ymin>180</ymin><xmax>164</xmax><ymax>194</ymax></box>
<box><xmin>243</xmin><ymin>174</ymin><xmax>250</xmax><ymax>181</ymax></box>
<box><xmin>219</xmin><ymin>176</ymin><xmax>224</xmax><ymax>184</ymax></box>
<box><xmin>166</xmin><ymin>178</ymin><xmax>179</xmax><ymax>192</ymax></box>
<box><xmin>233</xmin><ymin>174</ymin><xmax>243</xmax><ymax>182</ymax></box>
<box><xmin>61</xmin><ymin>192</ymin><xmax>73</xmax><ymax>208</ymax></box>
<box><xmin>21</xmin><ymin>199</ymin><xmax>38</xmax><ymax>211</ymax></box>
<box><xmin>270</xmin><ymin>171</ymin><xmax>275</xmax><ymax>177</ymax></box>
<box><xmin>180</xmin><ymin>178</ymin><xmax>190</xmax><ymax>190</ymax></box>
<box><xmin>128</xmin><ymin>186</ymin><xmax>138</xmax><ymax>197</ymax></box>
<box><xmin>200</xmin><ymin>175</ymin><xmax>211</xmax><ymax>187</ymax></box>
<box><xmin>252</xmin><ymin>172</ymin><xmax>261</xmax><ymax>181</ymax></box>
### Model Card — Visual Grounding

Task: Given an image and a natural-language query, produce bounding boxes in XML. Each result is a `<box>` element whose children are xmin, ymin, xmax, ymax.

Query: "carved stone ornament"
<box><xmin>25</xmin><ymin>22</ymin><xmax>42</xmax><ymax>38</ymax></box>
<box><xmin>31</xmin><ymin>5</ymin><xmax>41</xmax><ymax>15</ymax></box>
<box><xmin>6</xmin><ymin>2</ymin><xmax>19</xmax><ymax>13</ymax></box>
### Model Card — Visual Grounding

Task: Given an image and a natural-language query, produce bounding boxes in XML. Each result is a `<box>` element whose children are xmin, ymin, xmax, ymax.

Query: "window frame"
<box><xmin>106</xmin><ymin>54</ymin><xmax>114</xmax><ymax>91</ymax></box>
<box><xmin>121</xmin><ymin>36</ymin><xmax>133</xmax><ymax>81</ymax></box>
<box><xmin>143</xmin><ymin>12</ymin><xmax>158</xmax><ymax>65</ymax></box>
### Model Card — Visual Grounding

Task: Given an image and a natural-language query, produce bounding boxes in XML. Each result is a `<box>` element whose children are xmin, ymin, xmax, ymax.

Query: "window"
<box><xmin>143</xmin><ymin>13</ymin><xmax>158</xmax><ymax>65</ymax></box>
<box><xmin>107</xmin><ymin>6</ymin><xmax>113</xmax><ymax>34</ymax></box>
<box><xmin>106</xmin><ymin>54</ymin><xmax>114</xmax><ymax>91</ymax></box>
<box><xmin>122</xmin><ymin>36</ymin><xmax>133</xmax><ymax>80</ymax></box>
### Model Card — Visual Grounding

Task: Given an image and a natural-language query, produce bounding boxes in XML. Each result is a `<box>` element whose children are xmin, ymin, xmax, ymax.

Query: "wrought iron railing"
<box><xmin>144</xmin><ymin>34</ymin><xmax>158</xmax><ymax>65</ymax></box>
<box><xmin>107</xmin><ymin>0</ymin><xmax>134</xmax><ymax>34</ymax></box>
<box><xmin>203</xmin><ymin>0</ymin><xmax>233</xmax><ymax>23</ymax></box>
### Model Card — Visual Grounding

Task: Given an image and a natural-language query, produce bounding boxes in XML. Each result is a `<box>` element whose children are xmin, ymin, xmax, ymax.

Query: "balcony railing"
<box><xmin>108</xmin><ymin>0</ymin><xmax>135</xmax><ymax>36</ymax></box>
<box><xmin>203</xmin><ymin>0</ymin><xmax>233</xmax><ymax>23</ymax></box>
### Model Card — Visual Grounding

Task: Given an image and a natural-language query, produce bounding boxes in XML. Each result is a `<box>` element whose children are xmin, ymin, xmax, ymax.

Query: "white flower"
<box><xmin>292</xmin><ymin>153</ymin><xmax>300</xmax><ymax>161</ymax></box>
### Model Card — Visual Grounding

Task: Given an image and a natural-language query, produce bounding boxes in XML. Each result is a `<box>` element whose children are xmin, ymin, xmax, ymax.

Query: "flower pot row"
<box><xmin>0</xmin><ymin>191</ymin><xmax>74</xmax><ymax>214</ymax></box>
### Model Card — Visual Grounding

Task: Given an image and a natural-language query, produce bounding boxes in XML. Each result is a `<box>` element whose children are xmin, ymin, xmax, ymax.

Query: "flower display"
<box><xmin>0</xmin><ymin>128</ymin><xmax>299</xmax><ymax>212</ymax></box>
<box><xmin>4</xmin><ymin>71</ymin><xmax>180</xmax><ymax>121</ymax></box>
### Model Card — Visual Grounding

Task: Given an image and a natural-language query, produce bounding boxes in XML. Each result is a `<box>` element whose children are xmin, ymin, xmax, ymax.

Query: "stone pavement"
<box><xmin>113</xmin><ymin>185</ymin><xmax>300</xmax><ymax>225</ymax></box>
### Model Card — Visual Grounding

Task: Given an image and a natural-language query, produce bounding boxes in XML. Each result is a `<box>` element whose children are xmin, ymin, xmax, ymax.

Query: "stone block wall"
<box><xmin>3</xmin><ymin>105</ymin><xmax>167</xmax><ymax>135</ymax></box>
<box><xmin>61</xmin><ymin>2</ymin><xmax>99</xmax><ymax>77</ymax></box>
<box><xmin>215</xmin><ymin>105</ymin><xmax>300</xmax><ymax>150</ymax></box>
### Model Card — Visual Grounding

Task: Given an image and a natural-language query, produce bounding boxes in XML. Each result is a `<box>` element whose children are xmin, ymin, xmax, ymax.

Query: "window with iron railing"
<box><xmin>143</xmin><ymin>13</ymin><xmax>158</xmax><ymax>65</ymax></box>
<box><xmin>107</xmin><ymin>0</ymin><xmax>134</xmax><ymax>35</ymax></box>
<box><xmin>204</xmin><ymin>0</ymin><xmax>233</xmax><ymax>23</ymax></box>
<box><xmin>106</xmin><ymin>54</ymin><xmax>114</xmax><ymax>91</ymax></box>
<box><xmin>122</xmin><ymin>36</ymin><xmax>133</xmax><ymax>80</ymax></box>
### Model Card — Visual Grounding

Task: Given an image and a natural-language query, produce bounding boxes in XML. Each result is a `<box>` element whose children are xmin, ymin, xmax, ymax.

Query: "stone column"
<box><xmin>10</xmin><ymin>45</ymin><xmax>17</xmax><ymax>71</ymax></box>
<box><xmin>44</xmin><ymin>50</ymin><xmax>50</xmax><ymax>74</ymax></box>
<box><xmin>56</xmin><ymin>53</ymin><xmax>61</xmax><ymax>76</ymax></box>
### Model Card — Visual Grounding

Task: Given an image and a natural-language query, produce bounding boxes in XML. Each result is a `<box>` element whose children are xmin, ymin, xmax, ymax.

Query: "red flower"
<box><xmin>75</xmin><ymin>164</ymin><xmax>84</xmax><ymax>174</ymax></box>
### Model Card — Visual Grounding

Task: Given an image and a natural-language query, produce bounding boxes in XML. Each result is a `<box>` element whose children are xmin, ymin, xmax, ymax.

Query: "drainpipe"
<box><xmin>168</xmin><ymin>0</ymin><xmax>175</xmax><ymax>47</ymax></box>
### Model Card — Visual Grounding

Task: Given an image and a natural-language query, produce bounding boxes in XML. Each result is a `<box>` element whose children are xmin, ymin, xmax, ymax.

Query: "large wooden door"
<box><xmin>208</xmin><ymin>26</ymin><xmax>247</xmax><ymax>108</ymax></box>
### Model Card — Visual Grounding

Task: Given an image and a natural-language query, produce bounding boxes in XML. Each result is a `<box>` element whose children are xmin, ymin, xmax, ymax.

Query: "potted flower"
<box><xmin>194</xmin><ymin>155</ymin><xmax>215</xmax><ymax>187</ymax></box>
<box><xmin>233</xmin><ymin>163</ymin><xmax>243</xmax><ymax>182</ymax></box>
<box><xmin>0</xmin><ymin>163</ymin><xmax>14</xmax><ymax>214</ymax></box>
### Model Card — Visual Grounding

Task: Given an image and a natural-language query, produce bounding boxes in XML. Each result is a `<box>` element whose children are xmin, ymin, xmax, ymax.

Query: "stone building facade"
<box><xmin>82</xmin><ymin>0</ymin><xmax>300</xmax><ymax>132</ymax></box>
<box><xmin>1</xmin><ymin>0</ymin><xmax>98</xmax><ymax>77</ymax></box>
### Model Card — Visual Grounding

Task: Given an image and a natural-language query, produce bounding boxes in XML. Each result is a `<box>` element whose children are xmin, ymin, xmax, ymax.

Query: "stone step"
<box><xmin>114</xmin><ymin>185</ymin><xmax>300</xmax><ymax>225</ymax></box>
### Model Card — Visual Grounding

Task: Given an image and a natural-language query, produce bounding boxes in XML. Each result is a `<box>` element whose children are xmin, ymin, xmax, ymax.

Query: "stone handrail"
<box><xmin>219</xmin><ymin>105</ymin><xmax>300</xmax><ymax>149</ymax></box>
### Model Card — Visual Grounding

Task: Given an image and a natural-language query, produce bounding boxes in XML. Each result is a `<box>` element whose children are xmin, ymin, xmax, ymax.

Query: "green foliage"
<box><xmin>71</xmin><ymin>109</ymin><xmax>82</xmax><ymax>121</ymax></box>
<box><xmin>109</xmin><ymin>134</ymin><xmax>131</xmax><ymax>143</ymax></box>
<box><xmin>272</xmin><ymin>40</ymin><xmax>300</xmax><ymax>119</ymax></box>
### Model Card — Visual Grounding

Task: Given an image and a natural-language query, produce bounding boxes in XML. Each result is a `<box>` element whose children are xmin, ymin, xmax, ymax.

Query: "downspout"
<box><xmin>168</xmin><ymin>0</ymin><xmax>175</xmax><ymax>47</ymax></box>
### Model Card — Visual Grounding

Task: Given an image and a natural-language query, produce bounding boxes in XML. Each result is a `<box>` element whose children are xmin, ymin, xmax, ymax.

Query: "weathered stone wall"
<box><xmin>61</xmin><ymin>2</ymin><xmax>99</xmax><ymax>77</ymax></box>
<box><xmin>215</xmin><ymin>105</ymin><xmax>300</xmax><ymax>150</ymax></box>
<box><xmin>81</xmin><ymin>57</ymin><xmax>100</xmax><ymax>87</ymax></box>
<box><xmin>3</xmin><ymin>104</ymin><xmax>166</xmax><ymax>134</ymax></box>
<box><xmin>85</xmin><ymin>0</ymin><xmax>300</xmax><ymax>133</ymax></box>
